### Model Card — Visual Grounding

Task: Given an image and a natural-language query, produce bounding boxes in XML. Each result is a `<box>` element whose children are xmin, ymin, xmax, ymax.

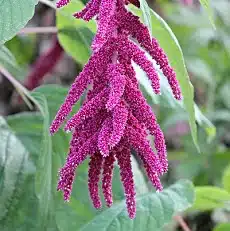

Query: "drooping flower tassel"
<box><xmin>53</xmin><ymin>0</ymin><xmax>182</xmax><ymax>219</ymax></box>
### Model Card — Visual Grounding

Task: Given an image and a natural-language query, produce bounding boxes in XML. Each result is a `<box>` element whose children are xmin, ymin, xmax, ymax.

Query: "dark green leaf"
<box><xmin>30</xmin><ymin>90</ymin><xmax>53</xmax><ymax>227</ymax></box>
<box><xmin>0</xmin><ymin>45</ymin><xmax>23</xmax><ymax>78</ymax></box>
<box><xmin>0</xmin><ymin>116</ymin><xmax>37</xmax><ymax>230</ymax></box>
<box><xmin>80</xmin><ymin>180</ymin><xmax>194</xmax><ymax>231</ymax></box>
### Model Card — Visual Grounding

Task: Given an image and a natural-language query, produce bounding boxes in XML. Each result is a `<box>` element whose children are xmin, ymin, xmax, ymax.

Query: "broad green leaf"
<box><xmin>199</xmin><ymin>0</ymin><xmax>216</xmax><ymax>28</ymax></box>
<box><xmin>0</xmin><ymin>116</ymin><xmax>36</xmax><ymax>230</ymax></box>
<box><xmin>80</xmin><ymin>180</ymin><xmax>195</xmax><ymax>231</ymax></box>
<box><xmin>30</xmin><ymin>91</ymin><xmax>53</xmax><ymax>228</ymax></box>
<box><xmin>6</xmin><ymin>85</ymin><xmax>72</xmax><ymax>230</ymax></box>
<box><xmin>7</xmin><ymin>112</ymin><xmax>60</xmax><ymax>231</ymax></box>
<box><xmin>7</xmin><ymin>112</ymin><xmax>43</xmax><ymax>160</ymax></box>
<box><xmin>213</xmin><ymin>223</ymin><xmax>230</xmax><ymax>231</ymax></box>
<box><xmin>222</xmin><ymin>164</ymin><xmax>230</xmax><ymax>193</ymax></box>
<box><xmin>56</xmin><ymin>0</ymin><xmax>95</xmax><ymax>65</ymax></box>
<box><xmin>0</xmin><ymin>0</ymin><xmax>38</xmax><ymax>44</ymax></box>
<box><xmin>191</xmin><ymin>186</ymin><xmax>230</xmax><ymax>211</ymax></box>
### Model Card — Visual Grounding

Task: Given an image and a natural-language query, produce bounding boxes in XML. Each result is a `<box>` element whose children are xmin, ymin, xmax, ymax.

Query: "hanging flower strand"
<box><xmin>52</xmin><ymin>0</ymin><xmax>182</xmax><ymax>219</ymax></box>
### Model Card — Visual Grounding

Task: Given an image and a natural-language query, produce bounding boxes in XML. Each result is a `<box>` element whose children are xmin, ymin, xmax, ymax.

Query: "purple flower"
<box><xmin>109</xmin><ymin>101</ymin><xmax>128</xmax><ymax>147</ymax></box>
<box><xmin>115</xmin><ymin>140</ymin><xmax>136</xmax><ymax>219</ymax></box>
<box><xmin>53</xmin><ymin>0</ymin><xmax>182</xmax><ymax>219</ymax></box>
<box><xmin>102</xmin><ymin>154</ymin><xmax>116</xmax><ymax>207</ymax></box>
<box><xmin>98</xmin><ymin>117</ymin><xmax>112</xmax><ymax>157</ymax></box>
<box><xmin>88</xmin><ymin>152</ymin><xmax>103</xmax><ymax>209</ymax></box>
<box><xmin>56</xmin><ymin>0</ymin><xmax>71</xmax><ymax>8</ymax></box>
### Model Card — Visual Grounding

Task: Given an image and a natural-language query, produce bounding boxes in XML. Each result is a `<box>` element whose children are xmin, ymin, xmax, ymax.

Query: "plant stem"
<box><xmin>174</xmin><ymin>215</ymin><xmax>192</xmax><ymax>231</ymax></box>
<box><xmin>18</xmin><ymin>27</ymin><xmax>57</xmax><ymax>34</ymax></box>
<box><xmin>0</xmin><ymin>65</ymin><xmax>33</xmax><ymax>109</ymax></box>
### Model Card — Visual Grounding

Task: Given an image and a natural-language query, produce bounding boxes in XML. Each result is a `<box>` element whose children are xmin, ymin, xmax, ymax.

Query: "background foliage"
<box><xmin>0</xmin><ymin>0</ymin><xmax>230</xmax><ymax>231</ymax></box>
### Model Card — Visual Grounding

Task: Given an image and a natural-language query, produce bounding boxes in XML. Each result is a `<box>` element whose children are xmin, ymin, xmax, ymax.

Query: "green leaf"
<box><xmin>56</xmin><ymin>0</ymin><xmax>95</xmax><ymax>65</ymax></box>
<box><xmin>7</xmin><ymin>112</ymin><xmax>43</xmax><ymax>160</ymax></box>
<box><xmin>0</xmin><ymin>45</ymin><xmax>23</xmax><ymax>78</ymax></box>
<box><xmin>0</xmin><ymin>0</ymin><xmax>38</xmax><ymax>44</ymax></box>
<box><xmin>30</xmin><ymin>91</ymin><xmax>53</xmax><ymax>228</ymax></box>
<box><xmin>0</xmin><ymin>116</ymin><xmax>36</xmax><ymax>230</ymax></box>
<box><xmin>213</xmin><ymin>223</ymin><xmax>230</xmax><ymax>231</ymax></box>
<box><xmin>6</xmin><ymin>36</ymin><xmax>35</xmax><ymax>66</ymax></box>
<box><xmin>149</xmin><ymin>9</ymin><xmax>200</xmax><ymax>151</ymax></box>
<box><xmin>6</xmin><ymin>85</ymin><xmax>73</xmax><ymax>230</ymax></box>
<box><xmin>80</xmin><ymin>180</ymin><xmax>195</xmax><ymax>231</ymax></box>
<box><xmin>199</xmin><ymin>0</ymin><xmax>216</xmax><ymax>29</ymax></box>
<box><xmin>139</xmin><ymin>0</ymin><xmax>152</xmax><ymax>34</ymax></box>
<box><xmin>191</xmin><ymin>186</ymin><xmax>230</xmax><ymax>211</ymax></box>
<box><xmin>222</xmin><ymin>164</ymin><xmax>230</xmax><ymax>194</ymax></box>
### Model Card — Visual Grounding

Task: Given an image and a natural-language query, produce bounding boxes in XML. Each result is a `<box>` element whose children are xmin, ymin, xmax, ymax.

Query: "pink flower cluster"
<box><xmin>52</xmin><ymin>0</ymin><xmax>182</xmax><ymax>219</ymax></box>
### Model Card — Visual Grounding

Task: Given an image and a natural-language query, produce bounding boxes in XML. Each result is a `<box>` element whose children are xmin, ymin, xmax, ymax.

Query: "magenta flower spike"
<box><xmin>106</xmin><ymin>64</ymin><xmax>126</xmax><ymax>110</ymax></box>
<box><xmin>98</xmin><ymin>117</ymin><xmax>113</xmax><ymax>157</ymax></box>
<box><xmin>73</xmin><ymin>0</ymin><xmax>94</xmax><ymax>19</ymax></box>
<box><xmin>109</xmin><ymin>101</ymin><xmax>128</xmax><ymax>147</ymax></box>
<box><xmin>102</xmin><ymin>153</ymin><xmax>116</xmax><ymax>207</ymax></box>
<box><xmin>53</xmin><ymin>0</ymin><xmax>182</xmax><ymax>219</ymax></box>
<box><xmin>88</xmin><ymin>152</ymin><xmax>103</xmax><ymax>209</ymax></box>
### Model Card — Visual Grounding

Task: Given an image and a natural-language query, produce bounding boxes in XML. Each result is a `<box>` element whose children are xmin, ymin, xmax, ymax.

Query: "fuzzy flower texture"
<box><xmin>52</xmin><ymin>0</ymin><xmax>182</xmax><ymax>219</ymax></box>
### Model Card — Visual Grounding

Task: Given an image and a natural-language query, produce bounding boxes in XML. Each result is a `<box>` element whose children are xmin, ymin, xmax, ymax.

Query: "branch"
<box><xmin>174</xmin><ymin>215</ymin><xmax>192</xmax><ymax>231</ymax></box>
<box><xmin>18</xmin><ymin>27</ymin><xmax>57</xmax><ymax>34</ymax></box>
<box><xmin>0</xmin><ymin>65</ymin><xmax>33</xmax><ymax>109</ymax></box>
